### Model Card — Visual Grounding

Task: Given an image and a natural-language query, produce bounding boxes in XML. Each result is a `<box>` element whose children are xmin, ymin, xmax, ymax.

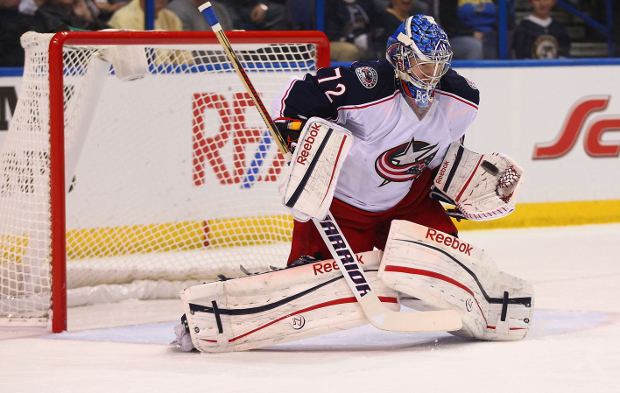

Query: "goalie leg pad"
<box><xmin>281</xmin><ymin>117</ymin><xmax>353</xmax><ymax>221</ymax></box>
<box><xmin>181</xmin><ymin>251</ymin><xmax>398</xmax><ymax>352</ymax></box>
<box><xmin>379</xmin><ymin>220</ymin><xmax>533</xmax><ymax>341</ymax></box>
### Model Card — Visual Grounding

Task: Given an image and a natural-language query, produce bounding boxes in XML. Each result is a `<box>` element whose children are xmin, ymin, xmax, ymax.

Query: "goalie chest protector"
<box><xmin>275</xmin><ymin>60</ymin><xmax>480</xmax><ymax>212</ymax></box>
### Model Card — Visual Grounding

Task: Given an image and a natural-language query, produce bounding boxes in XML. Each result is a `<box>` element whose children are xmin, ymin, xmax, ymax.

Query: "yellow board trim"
<box><xmin>0</xmin><ymin>234</ymin><xmax>29</xmax><ymax>264</ymax></box>
<box><xmin>67</xmin><ymin>221</ymin><xmax>208</xmax><ymax>259</ymax></box>
<box><xmin>62</xmin><ymin>200</ymin><xmax>619</xmax><ymax>259</ymax></box>
<box><xmin>66</xmin><ymin>215</ymin><xmax>294</xmax><ymax>259</ymax></box>
<box><xmin>454</xmin><ymin>200</ymin><xmax>620</xmax><ymax>231</ymax></box>
<box><xmin>205</xmin><ymin>214</ymin><xmax>292</xmax><ymax>248</ymax></box>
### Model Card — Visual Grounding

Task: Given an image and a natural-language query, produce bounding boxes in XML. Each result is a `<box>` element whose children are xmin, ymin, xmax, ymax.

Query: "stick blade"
<box><xmin>378</xmin><ymin>309</ymin><xmax>463</xmax><ymax>333</ymax></box>
<box><xmin>361</xmin><ymin>296</ymin><xmax>463</xmax><ymax>333</ymax></box>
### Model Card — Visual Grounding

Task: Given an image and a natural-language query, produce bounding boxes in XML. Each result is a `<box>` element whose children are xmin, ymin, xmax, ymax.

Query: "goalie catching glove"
<box><xmin>432</xmin><ymin>142</ymin><xmax>523</xmax><ymax>221</ymax></box>
<box><xmin>280</xmin><ymin>117</ymin><xmax>353</xmax><ymax>221</ymax></box>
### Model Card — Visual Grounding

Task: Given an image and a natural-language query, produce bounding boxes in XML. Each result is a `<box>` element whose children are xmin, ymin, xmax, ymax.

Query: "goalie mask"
<box><xmin>386</xmin><ymin>15</ymin><xmax>452</xmax><ymax>108</ymax></box>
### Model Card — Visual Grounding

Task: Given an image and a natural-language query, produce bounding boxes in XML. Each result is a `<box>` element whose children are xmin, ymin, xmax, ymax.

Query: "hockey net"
<box><xmin>0</xmin><ymin>31</ymin><xmax>329</xmax><ymax>331</ymax></box>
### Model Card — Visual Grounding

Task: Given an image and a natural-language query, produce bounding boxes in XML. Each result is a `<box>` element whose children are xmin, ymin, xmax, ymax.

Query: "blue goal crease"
<box><xmin>241</xmin><ymin>130</ymin><xmax>272</xmax><ymax>189</ymax></box>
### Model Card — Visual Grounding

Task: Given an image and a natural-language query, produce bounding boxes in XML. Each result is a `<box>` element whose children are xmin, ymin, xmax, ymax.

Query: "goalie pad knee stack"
<box><xmin>379</xmin><ymin>220</ymin><xmax>533</xmax><ymax>341</ymax></box>
<box><xmin>179</xmin><ymin>251</ymin><xmax>398</xmax><ymax>352</ymax></box>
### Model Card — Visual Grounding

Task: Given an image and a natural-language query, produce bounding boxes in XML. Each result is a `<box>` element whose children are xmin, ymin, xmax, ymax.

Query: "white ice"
<box><xmin>1</xmin><ymin>224</ymin><xmax>619</xmax><ymax>393</ymax></box>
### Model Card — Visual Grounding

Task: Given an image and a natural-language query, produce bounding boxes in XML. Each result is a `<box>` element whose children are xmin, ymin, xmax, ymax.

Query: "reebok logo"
<box><xmin>533</xmin><ymin>96</ymin><xmax>620</xmax><ymax>159</ymax></box>
<box><xmin>296</xmin><ymin>123</ymin><xmax>321</xmax><ymax>166</ymax></box>
<box><xmin>425</xmin><ymin>228</ymin><xmax>473</xmax><ymax>256</ymax></box>
<box><xmin>312</xmin><ymin>254</ymin><xmax>365</xmax><ymax>275</ymax></box>
<box><xmin>435</xmin><ymin>160</ymin><xmax>449</xmax><ymax>185</ymax></box>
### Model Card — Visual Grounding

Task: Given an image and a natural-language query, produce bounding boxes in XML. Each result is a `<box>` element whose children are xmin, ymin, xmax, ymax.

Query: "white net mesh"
<box><xmin>0</xmin><ymin>31</ymin><xmax>325</xmax><ymax>326</ymax></box>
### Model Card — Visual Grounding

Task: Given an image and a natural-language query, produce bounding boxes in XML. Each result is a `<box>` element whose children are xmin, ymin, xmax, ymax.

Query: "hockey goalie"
<box><xmin>173</xmin><ymin>13</ymin><xmax>533</xmax><ymax>352</ymax></box>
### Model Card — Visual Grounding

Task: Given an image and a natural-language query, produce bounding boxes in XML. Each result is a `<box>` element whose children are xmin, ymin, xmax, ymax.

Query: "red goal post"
<box><xmin>0</xmin><ymin>30</ymin><xmax>329</xmax><ymax>332</ymax></box>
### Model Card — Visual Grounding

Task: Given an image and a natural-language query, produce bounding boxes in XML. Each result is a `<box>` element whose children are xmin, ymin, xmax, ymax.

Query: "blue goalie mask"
<box><xmin>386</xmin><ymin>15</ymin><xmax>452</xmax><ymax>108</ymax></box>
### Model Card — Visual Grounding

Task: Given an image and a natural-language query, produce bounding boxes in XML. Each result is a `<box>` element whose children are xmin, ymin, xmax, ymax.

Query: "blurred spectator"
<box><xmin>245</xmin><ymin>0</ymin><xmax>289</xmax><ymax>29</ymax></box>
<box><xmin>108</xmin><ymin>0</ymin><xmax>182</xmax><ymax>30</ymax></box>
<box><xmin>439</xmin><ymin>0</ymin><xmax>497</xmax><ymax>59</ymax></box>
<box><xmin>288</xmin><ymin>0</ymin><xmax>314</xmax><ymax>30</ymax></box>
<box><xmin>74</xmin><ymin>0</ymin><xmax>103</xmax><ymax>23</ymax></box>
<box><xmin>615</xmin><ymin>0</ymin><xmax>620</xmax><ymax>56</ymax></box>
<box><xmin>32</xmin><ymin>0</ymin><xmax>109</xmax><ymax>32</ymax></box>
<box><xmin>512</xmin><ymin>0</ymin><xmax>570</xmax><ymax>59</ymax></box>
<box><xmin>325</xmin><ymin>0</ymin><xmax>377</xmax><ymax>61</ymax></box>
<box><xmin>374</xmin><ymin>0</ymin><xmax>426</xmax><ymax>57</ymax></box>
<box><xmin>0</xmin><ymin>0</ymin><xmax>33</xmax><ymax>66</ymax></box>
<box><xmin>19</xmin><ymin>0</ymin><xmax>43</xmax><ymax>15</ymax></box>
<box><xmin>203</xmin><ymin>1</ymin><xmax>239</xmax><ymax>30</ymax></box>
<box><xmin>372</xmin><ymin>0</ymin><xmax>427</xmax><ymax>15</ymax></box>
<box><xmin>214</xmin><ymin>1</ymin><xmax>289</xmax><ymax>30</ymax></box>
<box><xmin>166</xmin><ymin>0</ymin><xmax>208</xmax><ymax>30</ymax></box>
<box><xmin>93</xmin><ymin>0</ymin><xmax>128</xmax><ymax>22</ymax></box>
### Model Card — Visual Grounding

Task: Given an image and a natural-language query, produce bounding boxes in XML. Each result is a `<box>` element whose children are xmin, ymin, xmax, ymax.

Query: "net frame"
<box><xmin>40</xmin><ymin>30</ymin><xmax>328</xmax><ymax>333</ymax></box>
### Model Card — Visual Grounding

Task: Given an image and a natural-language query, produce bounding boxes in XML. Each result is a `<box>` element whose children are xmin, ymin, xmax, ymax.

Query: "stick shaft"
<box><xmin>199</xmin><ymin>2</ymin><xmax>289</xmax><ymax>155</ymax></box>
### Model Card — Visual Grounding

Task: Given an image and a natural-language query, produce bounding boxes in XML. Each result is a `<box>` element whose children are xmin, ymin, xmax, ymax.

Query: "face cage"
<box><xmin>399</xmin><ymin>46</ymin><xmax>452</xmax><ymax>91</ymax></box>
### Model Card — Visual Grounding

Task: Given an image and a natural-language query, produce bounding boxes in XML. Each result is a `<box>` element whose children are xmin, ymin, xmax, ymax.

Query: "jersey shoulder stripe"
<box><xmin>437</xmin><ymin>69</ymin><xmax>480</xmax><ymax>107</ymax></box>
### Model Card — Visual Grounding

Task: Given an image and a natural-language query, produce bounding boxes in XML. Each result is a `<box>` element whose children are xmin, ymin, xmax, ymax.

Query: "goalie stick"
<box><xmin>198</xmin><ymin>2</ymin><xmax>462</xmax><ymax>333</ymax></box>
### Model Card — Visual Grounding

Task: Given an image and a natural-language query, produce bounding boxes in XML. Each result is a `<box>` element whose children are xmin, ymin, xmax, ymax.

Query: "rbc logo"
<box><xmin>191</xmin><ymin>92</ymin><xmax>285</xmax><ymax>187</ymax></box>
<box><xmin>533</xmin><ymin>96</ymin><xmax>620</xmax><ymax>159</ymax></box>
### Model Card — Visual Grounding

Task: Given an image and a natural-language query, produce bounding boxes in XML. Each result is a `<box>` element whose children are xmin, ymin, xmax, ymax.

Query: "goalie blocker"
<box><xmin>280</xmin><ymin>117</ymin><xmax>353</xmax><ymax>221</ymax></box>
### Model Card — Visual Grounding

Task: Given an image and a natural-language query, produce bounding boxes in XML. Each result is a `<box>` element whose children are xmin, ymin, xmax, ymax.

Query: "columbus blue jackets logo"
<box><xmin>375</xmin><ymin>139</ymin><xmax>438</xmax><ymax>186</ymax></box>
<box><xmin>355</xmin><ymin>66</ymin><xmax>378</xmax><ymax>89</ymax></box>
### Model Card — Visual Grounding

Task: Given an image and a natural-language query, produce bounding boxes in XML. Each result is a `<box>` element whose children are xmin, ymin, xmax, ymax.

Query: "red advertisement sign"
<box><xmin>533</xmin><ymin>96</ymin><xmax>620</xmax><ymax>159</ymax></box>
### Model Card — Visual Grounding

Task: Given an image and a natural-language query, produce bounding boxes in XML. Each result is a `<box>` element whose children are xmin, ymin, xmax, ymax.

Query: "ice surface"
<box><xmin>1</xmin><ymin>224</ymin><xmax>619</xmax><ymax>393</ymax></box>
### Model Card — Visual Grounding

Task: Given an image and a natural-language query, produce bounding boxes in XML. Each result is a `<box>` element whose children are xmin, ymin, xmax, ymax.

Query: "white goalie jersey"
<box><xmin>273</xmin><ymin>60</ymin><xmax>479</xmax><ymax>212</ymax></box>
